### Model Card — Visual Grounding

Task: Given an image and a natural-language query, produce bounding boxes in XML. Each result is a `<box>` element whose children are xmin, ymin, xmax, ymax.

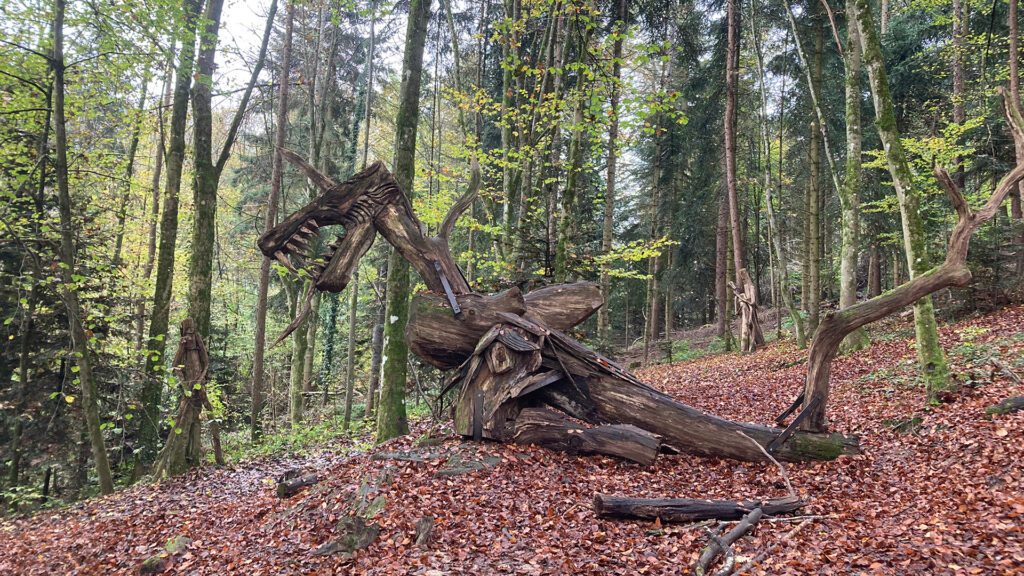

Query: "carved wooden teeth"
<box><xmin>291</xmin><ymin>236</ymin><xmax>310</xmax><ymax>248</ymax></box>
<box><xmin>307</xmin><ymin>218</ymin><xmax>319</xmax><ymax>229</ymax></box>
<box><xmin>274</xmin><ymin>250</ymin><xmax>296</xmax><ymax>272</ymax></box>
<box><xmin>299</xmin><ymin>225</ymin><xmax>315</xmax><ymax>236</ymax></box>
<box><xmin>286</xmin><ymin>242</ymin><xmax>302</xmax><ymax>252</ymax></box>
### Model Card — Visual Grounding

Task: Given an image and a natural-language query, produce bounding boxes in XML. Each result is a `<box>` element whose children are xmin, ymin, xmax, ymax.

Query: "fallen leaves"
<box><xmin>1</xmin><ymin>307</ymin><xmax>1023</xmax><ymax>574</ymax></box>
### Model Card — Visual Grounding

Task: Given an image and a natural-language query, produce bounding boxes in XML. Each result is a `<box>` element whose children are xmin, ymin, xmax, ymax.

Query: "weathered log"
<box><xmin>276</xmin><ymin>473</ymin><xmax>319</xmax><ymax>498</ymax></box>
<box><xmin>407</xmin><ymin>282</ymin><xmax>604</xmax><ymax>369</ymax></box>
<box><xmin>522</xmin><ymin>282</ymin><xmax>603</xmax><ymax>332</ymax></box>
<box><xmin>986</xmin><ymin>396</ymin><xmax>1024</xmax><ymax>416</ymax></box>
<box><xmin>407</xmin><ymin>289</ymin><xmax>527</xmax><ymax>369</ymax></box>
<box><xmin>512</xmin><ymin>408</ymin><xmax>661</xmax><ymax>465</ymax></box>
<box><xmin>585</xmin><ymin>372</ymin><xmax>859</xmax><ymax>462</ymax></box>
<box><xmin>593</xmin><ymin>494</ymin><xmax>803</xmax><ymax>523</ymax></box>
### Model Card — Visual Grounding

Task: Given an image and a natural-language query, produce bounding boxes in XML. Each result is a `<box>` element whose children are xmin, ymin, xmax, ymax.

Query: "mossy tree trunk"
<box><xmin>378</xmin><ymin>0</ymin><xmax>432</xmax><ymax>442</ymax></box>
<box><xmin>251</xmin><ymin>0</ymin><xmax>291</xmax><ymax>441</ymax></box>
<box><xmin>140</xmin><ymin>0</ymin><xmax>202</xmax><ymax>464</ymax></box>
<box><xmin>839</xmin><ymin>0</ymin><xmax>870</xmax><ymax>352</ymax></box>
<box><xmin>598</xmin><ymin>0</ymin><xmax>627</xmax><ymax>347</ymax></box>
<box><xmin>852</xmin><ymin>0</ymin><xmax>952</xmax><ymax>400</ymax></box>
<box><xmin>53</xmin><ymin>0</ymin><xmax>114</xmax><ymax>494</ymax></box>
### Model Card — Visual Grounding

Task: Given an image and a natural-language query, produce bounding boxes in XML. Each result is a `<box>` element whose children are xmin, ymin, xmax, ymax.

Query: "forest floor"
<box><xmin>1</xmin><ymin>306</ymin><xmax>1023</xmax><ymax>575</ymax></box>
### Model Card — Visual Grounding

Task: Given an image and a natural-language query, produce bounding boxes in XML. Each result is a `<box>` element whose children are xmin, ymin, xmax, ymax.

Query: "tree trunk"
<box><xmin>1010</xmin><ymin>0</ymin><xmax>1024</xmax><ymax>276</ymax></box>
<box><xmin>852</xmin><ymin>0</ymin><xmax>952</xmax><ymax>400</ymax></box>
<box><xmin>598</xmin><ymin>0</ymin><xmax>627</xmax><ymax>347</ymax></box>
<box><xmin>725</xmin><ymin>0</ymin><xmax>763</xmax><ymax>352</ymax></box>
<box><xmin>135</xmin><ymin>60</ymin><xmax>173</xmax><ymax>351</ymax></box>
<box><xmin>343</xmin><ymin>270</ymin><xmax>359</xmax><ymax>428</ymax></box>
<box><xmin>367</xmin><ymin>262</ymin><xmax>386</xmax><ymax>418</ymax></box>
<box><xmin>806</xmin><ymin>21</ymin><xmax>823</xmax><ymax>335</ymax></box>
<box><xmin>868</xmin><ymin>243</ymin><xmax>882</xmax><ymax>297</ymax></box>
<box><xmin>141</xmin><ymin>0</ymin><xmax>203</xmax><ymax>462</ymax></box>
<box><xmin>750</xmin><ymin>5</ymin><xmax>805</xmax><ymax>347</ymax></box>
<box><xmin>840</xmin><ymin>0</ymin><xmax>869</xmax><ymax>352</ymax></box>
<box><xmin>153</xmin><ymin>318</ymin><xmax>213</xmax><ymax>478</ymax></box>
<box><xmin>53</xmin><ymin>0</ymin><xmax>114</xmax><ymax>494</ymax></box>
<box><xmin>112</xmin><ymin>73</ymin><xmax>149</xmax><ymax>267</ymax></box>
<box><xmin>715</xmin><ymin>188</ymin><xmax>730</xmax><ymax>341</ymax></box>
<box><xmin>378</xmin><ymin>0</ymin><xmax>433</xmax><ymax>442</ymax></box>
<box><xmin>594</xmin><ymin>494</ymin><xmax>803</xmax><ymax>523</ymax></box>
<box><xmin>252</xmin><ymin>0</ymin><xmax>291</xmax><ymax>441</ymax></box>
<box><xmin>187</xmin><ymin>0</ymin><xmax>226</xmax><ymax>341</ymax></box>
<box><xmin>513</xmin><ymin>408</ymin><xmax>660</xmax><ymax>465</ymax></box>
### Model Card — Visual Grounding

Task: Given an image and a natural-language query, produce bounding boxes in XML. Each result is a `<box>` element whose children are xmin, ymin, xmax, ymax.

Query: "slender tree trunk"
<box><xmin>840</xmin><ymin>0</ymin><xmax>869</xmax><ymax>351</ymax></box>
<box><xmin>366</xmin><ymin>261</ymin><xmax>385</xmax><ymax>418</ymax></box>
<box><xmin>378</xmin><ymin>0</ymin><xmax>432</xmax><ymax>442</ymax></box>
<box><xmin>112</xmin><ymin>73</ymin><xmax>150</xmax><ymax>267</ymax></box>
<box><xmin>715</xmin><ymin>187</ymin><xmax>730</xmax><ymax>341</ymax></box>
<box><xmin>852</xmin><ymin>0</ymin><xmax>952</xmax><ymax>399</ymax></box>
<box><xmin>53</xmin><ymin>0</ymin><xmax>114</xmax><ymax>495</ymax></box>
<box><xmin>135</xmin><ymin>60</ymin><xmax>174</xmax><ymax>351</ymax></box>
<box><xmin>750</xmin><ymin>6</ymin><xmax>805</xmax><ymax>347</ymax></box>
<box><xmin>252</xmin><ymin>0</ymin><xmax>293</xmax><ymax>441</ymax></box>
<box><xmin>1010</xmin><ymin>0</ymin><xmax>1024</xmax><ymax>276</ymax></box>
<box><xmin>187</xmin><ymin>0</ymin><xmax>226</xmax><ymax>341</ymax></box>
<box><xmin>952</xmin><ymin>0</ymin><xmax>966</xmax><ymax>190</ymax></box>
<box><xmin>725</xmin><ymin>0</ymin><xmax>762</xmax><ymax>352</ymax></box>
<box><xmin>598</xmin><ymin>0</ymin><xmax>627</xmax><ymax>346</ymax></box>
<box><xmin>868</xmin><ymin>243</ymin><xmax>882</xmax><ymax>297</ymax></box>
<box><xmin>806</xmin><ymin>19</ymin><xmax>823</xmax><ymax>335</ymax></box>
<box><xmin>140</xmin><ymin>0</ymin><xmax>203</xmax><ymax>463</ymax></box>
<box><xmin>343</xmin><ymin>270</ymin><xmax>359</xmax><ymax>428</ymax></box>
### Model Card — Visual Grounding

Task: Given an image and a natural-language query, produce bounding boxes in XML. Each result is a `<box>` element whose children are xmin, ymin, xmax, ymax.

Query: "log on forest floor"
<box><xmin>592</xmin><ymin>494</ymin><xmax>804</xmax><ymax>523</ymax></box>
<box><xmin>512</xmin><ymin>408</ymin><xmax>660</xmax><ymax>465</ymax></box>
<box><xmin>276</xmin><ymin>473</ymin><xmax>319</xmax><ymax>498</ymax></box>
<box><xmin>986</xmin><ymin>396</ymin><xmax>1024</xmax><ymax>416</ymax></box>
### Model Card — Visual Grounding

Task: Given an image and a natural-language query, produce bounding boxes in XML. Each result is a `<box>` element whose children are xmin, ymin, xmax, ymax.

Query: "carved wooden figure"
<box><xmin>258</xmin><ymin>150</ymin><xmax>860</xmax><ymax>464</ymax></box>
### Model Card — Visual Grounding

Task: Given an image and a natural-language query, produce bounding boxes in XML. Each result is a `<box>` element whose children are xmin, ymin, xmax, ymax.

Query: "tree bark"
<box><xmin>725</xmin><ymin>0</ymin><xmax>763</xmax><ymax>352</ymax></box>
<box><xmin>594</xmin><ymin>494</ymin><xmax>802</xmax><ymax>523</ymax></box>
<box><xmin>715</xmin><ymin>188</ymin><xmax>730</xmax><ymax>342</ymax></box>
<box><xmin>840</xmin><ymin>0</ymin><xmax>869</xmax><ymax>351</ymax></box>
<box><xmin>252</xmin><ymin>0</ymin><xmax>292</xmax><ymax>441</ymax></box>
<box><xmin>378</xmin><ymin>0</ymin><xmax>433</xmax><ymax>442</ymax></box>
<box><xmin>598</xmin><ymin>0</ymin><xmax>627</xmax><ymax>347</ymax></box>
<box><xmin>141</xmin><ymin>0</ymin><xmax>203</xmax><ymax>462</ymax></box>
<box><xmin>852</xmin><ymin>0</ymin><xmax>952</xmax><ymax>400</ymax></box>
<box><xmin>512</xmin><ymin>408</ymin><xmax>660</xmax><ymax>465</ymax></box>
<box><xmin>53</xmin><ymin>0</ymin><xmax>114</xmax><ymax>494</ymax></box>
<box><xmin>343</xmin><ymin>270</ymin><xmax>359</xmax><ymax>428</ymax></box>
<box><xmin>1010</xmin><ymin>0</ymin><xmax>1024</xmax><ymax>276</ymax></box>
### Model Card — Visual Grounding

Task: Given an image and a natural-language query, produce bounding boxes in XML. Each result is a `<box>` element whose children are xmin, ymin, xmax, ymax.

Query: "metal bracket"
<box><xmin>767</xmin><ymin>395</ymin><xmax>821</xmax><ymax>453</ymax></box>
<box><xmin>775</xmin><ymin>392</ymin><xmax>805</xmax><ymax>426</ymax></box>
<box><xmin>434</xmin><ymin>261</ymin><xmax>461</xmax><ymax>316</ymax></box>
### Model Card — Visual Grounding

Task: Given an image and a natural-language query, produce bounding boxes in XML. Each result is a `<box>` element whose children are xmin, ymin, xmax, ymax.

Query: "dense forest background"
<box><xmin>2</xmin><ymin>0</ymin><xmax>1022</xmax><ymax>503</ymax></box>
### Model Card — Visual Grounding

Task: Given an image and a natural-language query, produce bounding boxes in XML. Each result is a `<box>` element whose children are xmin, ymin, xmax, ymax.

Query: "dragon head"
<box><xmin>257</xmin><ymin>150</ymin><xmax>398</xmax><ymax>292</ymax></box>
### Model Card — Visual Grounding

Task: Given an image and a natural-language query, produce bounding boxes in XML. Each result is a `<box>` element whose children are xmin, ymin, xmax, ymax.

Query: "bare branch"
<box><xmin>818</xmin><ymin>0</ymin><xmax>845</xmax><ymax>59</ymax></box>
<box><xmin>738</xmin><ymin>431</ymin><xmax>795</xmax><ymax>498</ymax></box>
<box><xmin>933</xmin><ymin>165</ymin><xmax>970</xmax><ymax>220</ymax></box>
<box><xmin>438</xmin><ymin>156</ymin><xmax>481</xmax><ymax>241</ymax></box>
<box><xmin>279</xmin><ymin>147</ymin><xmax>339</xmax><ymax>192</ymax></box>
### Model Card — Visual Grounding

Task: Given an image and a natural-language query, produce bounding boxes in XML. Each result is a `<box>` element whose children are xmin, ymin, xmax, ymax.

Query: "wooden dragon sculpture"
<box><xmin>258</xmin><ymin>150</ymin><xmax>859</xmax><ymax>464</ymax></box>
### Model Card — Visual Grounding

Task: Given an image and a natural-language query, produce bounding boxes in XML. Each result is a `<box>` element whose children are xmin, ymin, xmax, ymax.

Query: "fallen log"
<box><xmin>512</xmin><ymin>408</ymin><xmax>661</xmax><ymax>465</ymax></box>
<box><xmin>986</xmin><ymin>396</ymin><xmax>1024</xmax><ymax>416</ymax></box>
<box><xmin>276</xmin><ymin>473</ymin><xmax>319</xmax><ymax>498</ymax></box>
<box><xmin>593</xmin><ymin>494</ymin><xmax>803</xmax><ymax>523</ymax></box>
